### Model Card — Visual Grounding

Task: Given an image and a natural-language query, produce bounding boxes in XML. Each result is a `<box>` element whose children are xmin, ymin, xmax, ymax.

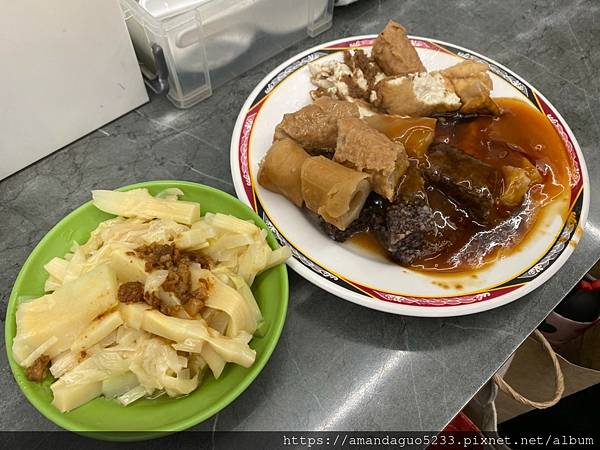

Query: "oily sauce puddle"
<box><xmin>351</xmin><ymin>98</ymin><xmax>572</xmax><ymax>273</ymax></box>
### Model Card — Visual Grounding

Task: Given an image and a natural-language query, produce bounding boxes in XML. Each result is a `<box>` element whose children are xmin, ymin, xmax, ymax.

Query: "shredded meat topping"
<box><xmin>162</xmin><ymin>259</ymin><xmax>192</xmax><ymax>298</ymax></box>
<box><xmin>132</xmin><ymin>243</ymin><xmax>212</xmax><ymax>317</ymax></box>
<box><xmin>135</xmin><ymin>243</ymin><xmax>212</xmax><ymax>272</ymax></box>
<box><xmin>341</xmin><ymin>73</ymin><xmax>367</xmax><ymax>100</ymax></box>
<box><xmin>118</xmin><ymin>281</ymin><xmax>145</xmax><ymax>303</ymax></box>
<box><xmin>144</xmin><ymin>292</ymin><xmax>185</xmax><ymax>317</ymax></box>
<box><xmin>26</xmin><ymin>354</ymin><xmax>50</xmax><ymax>382</ymax></box>
<box><xmin>344</xmin><ymin>49</ymin><xmax>384</xmax><ymax>91</ymax></box>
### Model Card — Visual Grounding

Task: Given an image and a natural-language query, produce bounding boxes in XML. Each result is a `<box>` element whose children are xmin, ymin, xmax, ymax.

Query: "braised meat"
<box><xmin>423</xmin><ymin>144</ymin><xmax>503</xmax><ymax>224</ymax></box>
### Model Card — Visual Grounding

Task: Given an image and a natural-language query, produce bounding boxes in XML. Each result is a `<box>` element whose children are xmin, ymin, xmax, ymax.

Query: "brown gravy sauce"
<box><xmin>352</xmin><ymin>98</ymin><xmax>571</xmax><ymax>272</ymax></box>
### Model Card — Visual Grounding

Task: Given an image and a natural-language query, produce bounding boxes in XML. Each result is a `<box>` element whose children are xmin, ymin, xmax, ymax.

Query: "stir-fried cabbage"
<box><xmin>13</xmin><ymin>188</ymin><xmax>290</xmax><ymax>413</ymax></box>
<box><xmin>92</xmin><ymin>189</ymin><xmax>200</xmax><ymax>225</ymax></box>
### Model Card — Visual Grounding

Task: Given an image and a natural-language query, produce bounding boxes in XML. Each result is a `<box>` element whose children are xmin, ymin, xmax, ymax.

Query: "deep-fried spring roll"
<box><xmin>301</xmin><ymin>156</ymin><xmax>371</xmax><ymax>231</ymax></box>
<box><xmin>372</xmin><ymin>20</ymin><xmax>425</xmax><ymax>76</ymax></box>
<box><xmin>365</xmin><ymin>115</ymin><xmax>437</xmax><ymax>158</ymax></box>
<box><xmin>274</xmin><ymin>97</ymin><xmax>359</xmax><ymax>151</ymax></box>
<box><xmin>334</xmin><ymin>117</ymin><xmax>409</xmax><ymax>201</ymax></box>
<box><xmin>258</xmin><ymin>138</ymin><xmax>310</xmax><ymax>207</ymax></box>
<box><xmin>441</xmin><ymin>61</ymin><xmax>500</xmax><ymax>115</ymax></box>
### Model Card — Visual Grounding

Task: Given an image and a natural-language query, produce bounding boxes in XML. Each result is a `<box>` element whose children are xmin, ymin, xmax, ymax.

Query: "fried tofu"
<box><xmin>375</xmin><ymin>72</ymin><xmax>461</xmax><ymax>117</ymax></box>
<box><xmin>274</xmin><ymin>97</ymin><xmax>359</xmax><ymax>151</ymax></box>
<box><xmin>375</xmin><ymin>61</ymin><xmax>501</xmax><ymax>117</ymax></box>
<box><xmin>372</xmin><ymin>20</ymin><xmax>425</xmax><ymax>76</ymax></box>
<box><xmin>334</xmin><ymin>117</ymin><xmax>409</xmax><ymax>201</ymax></box>
<box><xmin>441</xmin><ymin>61</ymin><xmax>500</xmax><ymax>115</ymax></box>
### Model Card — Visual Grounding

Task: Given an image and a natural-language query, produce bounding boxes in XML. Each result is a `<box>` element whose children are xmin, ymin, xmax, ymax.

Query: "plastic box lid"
<box><xmin>121</xmin><ymin>0</ymin><xmax>334</xmax><ymax>108</ymax></box>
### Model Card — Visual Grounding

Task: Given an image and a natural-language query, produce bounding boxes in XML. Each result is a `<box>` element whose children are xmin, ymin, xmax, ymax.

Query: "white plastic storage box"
<box><xmin>120</xmin><ymin>0</ymin><xmax>334</xmax><ymax>108</ymax></box>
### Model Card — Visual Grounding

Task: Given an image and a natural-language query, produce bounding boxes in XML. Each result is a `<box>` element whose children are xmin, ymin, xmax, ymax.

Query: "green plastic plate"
<box><xmin>4</xmin><ymin>181</ymin><xmax>288</xmax><ymax>440</ymax></box>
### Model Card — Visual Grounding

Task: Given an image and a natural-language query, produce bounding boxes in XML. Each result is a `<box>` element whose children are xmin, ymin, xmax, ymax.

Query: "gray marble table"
<box><xmin>1</xmin><ymin>0</ymin><xmax>599</xmax><ymax>433</ymax></box>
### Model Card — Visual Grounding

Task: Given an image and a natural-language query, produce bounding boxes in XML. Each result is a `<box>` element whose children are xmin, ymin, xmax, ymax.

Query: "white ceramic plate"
<box><xmin>230</xmin><ymin>35</ymin><xmax>589</xmax><ymax>317</ymax></box>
